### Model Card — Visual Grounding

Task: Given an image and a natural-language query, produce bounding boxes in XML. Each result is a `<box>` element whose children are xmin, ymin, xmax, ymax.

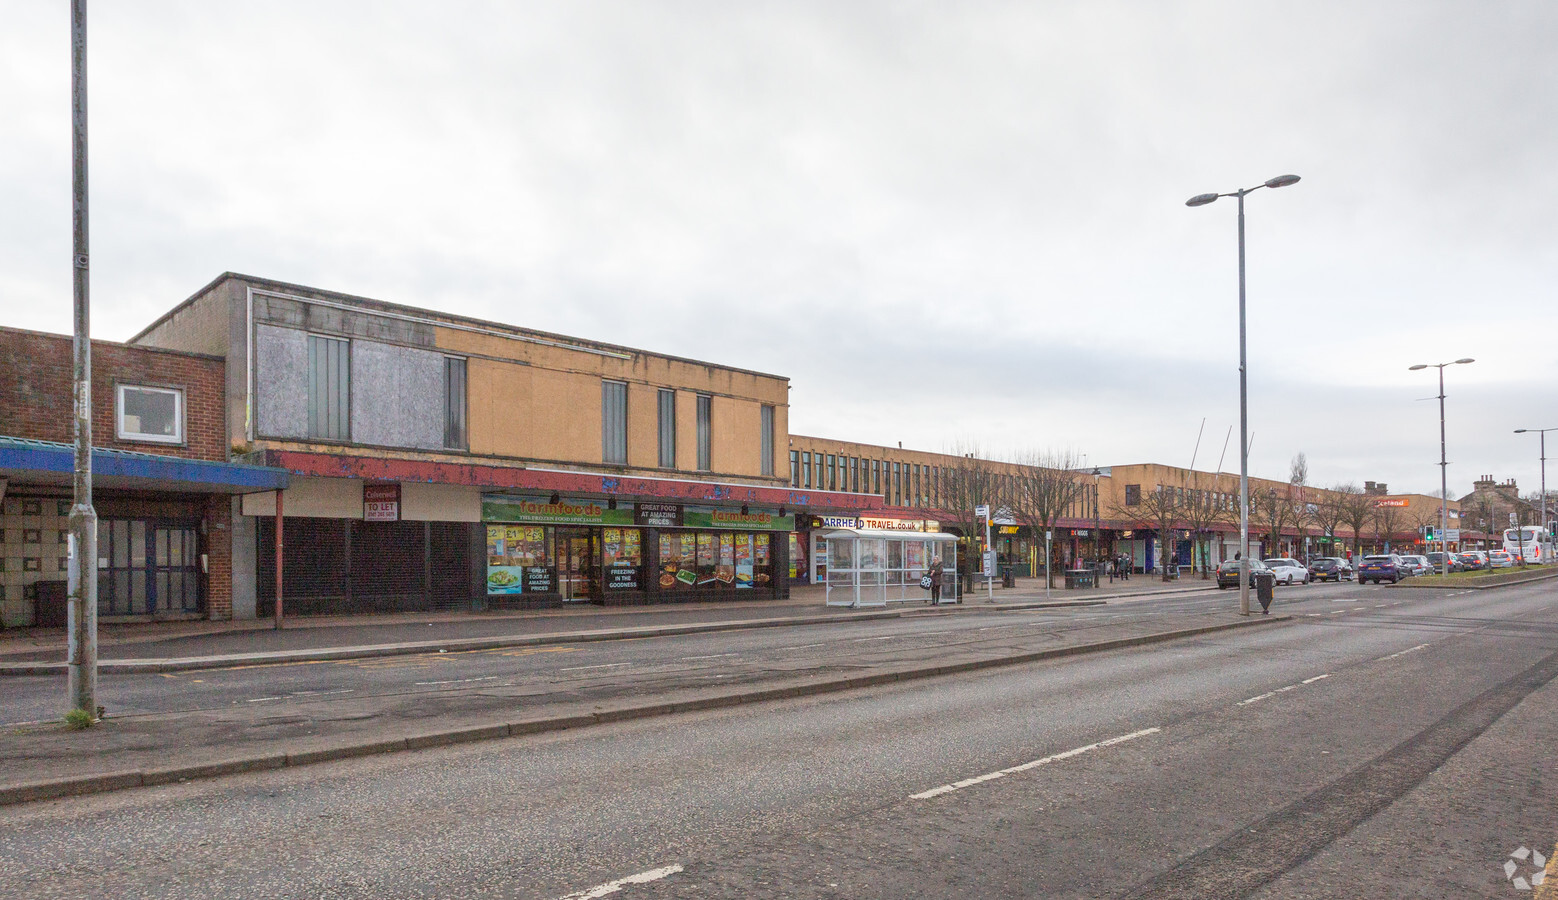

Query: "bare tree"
<box><xmin>1181</xmin><ymin>471</ymin><xmax>1233</xmax><ymax>578</ymax></box>
<box><xmin>1309</xmin><ymin>484</ymin><xmax>1348</xmax><ymax>557</ymax></box>
<box><xmin>1110</xmin><ymin>483</ymin><xmax>1183</xmax><ymax>582</ymax></box>
<box><xmin>1288</xmin><ymin>454</ymin><xmax>1313</xmax><ymax>558</ymax></box>
<box><xmin>1371</xmin><ymin>499</ymin><xmax>1410</xmax><ymax>553</ymax></box>
<box><xmin>1009</xmin><ymin>449</ymin><xmax>1089</xmax><ymax>588</ymax></box>
<box><xmin>1329</xmin><ymin>483</ymin><xmax>1376</xmax><ymax>560</ymax></box>
<box><xmin>1253</xmin><ymin>485</ymin><xmax>1293</xmax><ymax>558</ymax></box>
<box><xmin>937</xmin><ymin>443</ymin><xmax>1012</xmax><ymax>579</ymax></box>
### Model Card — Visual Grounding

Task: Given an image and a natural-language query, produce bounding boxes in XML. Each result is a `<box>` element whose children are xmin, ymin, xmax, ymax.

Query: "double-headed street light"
<box><xmin>1409</xmin><ymin>358</ymin><xmax>1474</xmax><ymax>575</ymax></box>
<box><xmin>1514</xmin><ymin>427</ymin><xmax>1553</xmax><ymax>557</ymax></box>
<box><xmin>1187</xmin><ymin>174</ymin><xmax>1301</xmax><ymax>616</ymax></box>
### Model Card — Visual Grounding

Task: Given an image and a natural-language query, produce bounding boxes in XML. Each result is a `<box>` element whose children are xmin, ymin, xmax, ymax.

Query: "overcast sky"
<box><xmin>3</xmin><ymin>1</ymin><xmax>1555</xmax><ymax>498</ymax></box>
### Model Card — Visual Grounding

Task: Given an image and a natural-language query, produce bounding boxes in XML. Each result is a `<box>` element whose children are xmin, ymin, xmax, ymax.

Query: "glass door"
<box><xmin>557</xmin><ymin>528</ymin><xmax>597</xmax><ymax>602</ymax></box>
<box><xmin>96</xmin><ymin>519</ymin><xmax>201</xmax><ymax>616</ymax></box>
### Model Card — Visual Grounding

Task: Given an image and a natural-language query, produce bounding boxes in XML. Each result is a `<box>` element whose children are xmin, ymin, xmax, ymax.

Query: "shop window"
<box><xmin>696</xmin><ymin>394</ymin><xmax>712</xmax><ymax>471</ymax></box>
<box><xmin>789</xmin><ymin>450</ymin><xmax>799</xmax><ymax>487</ymax></box>
<box><xmin>760</xmin><ymin>405</ymin><xmax>774</xmax><ymax>476</ymax></box>
<box><xmin>658</xmin><ymin>531</ymin><xmax>772</xmax><ymax>589</ymax></box>
<box><xmin>444</xmin><ymin>357</ymin><xmax>467</xmax><ymax>450</ymax></box>
<box><xmin>658</xmin><ymin>390</ymin><xmax>677</xmax><ymax>468</ymax></box>
<box><xmin>115</xmin><ymin>384</ymin><xmax>183</xmax><ymax>444</ymax></box>
<box><xmin>1125</xmin><ymin>484</ymin><xmax>1141</xmax><ymax>506</ymax></box>
<box><xmin>307</xmin><ymin>335</ymin><xmax>351</xmax><ymax>441</ymax></box>
<box><xmin>602</xmin><ymin>380</ymin><xmax>628</xmax><ymax>465</ymax></box>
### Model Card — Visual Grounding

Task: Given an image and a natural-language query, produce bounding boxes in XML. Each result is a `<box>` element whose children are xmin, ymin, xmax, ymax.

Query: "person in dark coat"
<box><xmin>927</xmin><ymin>559</ymin><xmax>944</xmax><ymax>604</ymax></box>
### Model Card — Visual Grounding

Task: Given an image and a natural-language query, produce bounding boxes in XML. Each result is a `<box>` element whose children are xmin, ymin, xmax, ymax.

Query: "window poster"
<box><xmin>604</xmin><ymin>528</ymin><xmax>641</xmax><ymax>590</ymax></box>
<box><xmin>485</xmin><ymin>524</ymin><xmax>523</xmax><ymax>594</ymax></box>
<box><xmin>696</xmin><ymin>533</ymin><xmax>715</xmax><ymax>566</ymax></box>
<box><xmin>788</xmin><ymin>533</ymin><xmax>801</xmax><ymax>580</ymax></box>
<box><xmin>717</xmin><ymin>533</ymin><xmax>736</xmax><ymax>585</ymax></box>
<box><xmin>734</xmin><ymin>533</ymin><xmax>754</xmax><ymax>588</ymax></box>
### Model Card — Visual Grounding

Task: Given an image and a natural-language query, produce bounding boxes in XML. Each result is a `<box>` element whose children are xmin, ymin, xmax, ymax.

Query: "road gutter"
<box><xmin>0</xmin><ymin>615</ymin><xmax>1290</xmax><ymax>807</ymax></box>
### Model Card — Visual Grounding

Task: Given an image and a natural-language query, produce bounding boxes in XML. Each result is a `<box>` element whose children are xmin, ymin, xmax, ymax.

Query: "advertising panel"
<box><xmin>484</xmin><ymin>523</ymin><xmax>553</xmax><ymax>595</ymax></box>
<box><xmin>364</xmin><ymin>483</ymin><xmax>401</xmax><ymax>522</ymax></box>
<box><xmin>683</xmin><ymin>506</ymin><xmax>795</xmax><ymax>531</ymax></box>
<box><xmin>482</xmin><ymin>494</ymin><xmax>634</xmax><ymax>525</ymax></box>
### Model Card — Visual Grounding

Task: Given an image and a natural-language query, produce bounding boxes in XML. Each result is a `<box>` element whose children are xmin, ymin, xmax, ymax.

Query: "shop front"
<box><xmin>483</xmin><ymin>494</ymin><xmax>794</xmax><ymax>607</ymax></box>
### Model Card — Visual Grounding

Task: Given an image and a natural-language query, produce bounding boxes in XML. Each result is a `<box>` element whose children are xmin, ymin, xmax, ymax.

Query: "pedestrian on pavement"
<box><xmin>927</xmin><ymin>559</ymin><xmax>944</xmax><ymax>605</ymax></box>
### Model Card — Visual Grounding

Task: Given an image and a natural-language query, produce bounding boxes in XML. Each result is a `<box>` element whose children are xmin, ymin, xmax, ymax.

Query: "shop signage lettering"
<box><xmin>634</xmin><ymin>502</ymin><xmax>683</xmax><ymax>528</ymax></box>
<box><xmin>815</xmin><ymin>515</ymin><xmax>861</xmax><ymax>528</ymax></box>
<box><xmin>1375</xmin><ymin>497</ymin><xmax>1410</xmax><ymax>508</ymax></box>
<box><xmin>363</xmin><ymin>483</ymin><xmax>401</xmax><ymax>522</ymax></box>
<box><xmin>1075</xmin><ymin>529</ymin><xmax>1089</xmax><ymax>536</ymax></box>
<box><xmin>525</xmin><ymin>567</ymin><xmax>555</xmax><ymax>594</ymax></box>
<box><xmin>482</xmin><ymin>494</ymin><xmax>634</xmax><ymax>525</ymax></box>
<box><xmin>858</xmin><ymin>517</ymin><xmax>937</xmax><ymax>532</ymax></box>
<box><xmin>607</xmin><ymin>564</ymin><xmax>640</xmax><ymax>590</ymax></box>
<box><xmin>683</xmin><ymin>506</ymin><xmax>795</xmax><ymax>531</ymax></box>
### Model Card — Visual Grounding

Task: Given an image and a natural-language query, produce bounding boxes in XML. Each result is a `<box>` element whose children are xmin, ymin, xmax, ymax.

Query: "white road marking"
<box><xmin>1300</xmin><ymin>673</ymin><xmax>1332</xmax><ymax>684</ymax></box>
<box><xmin>852</xmin><ymin>636</ymin><xmax>899</xmax><ymax>642</ymax></box>
<box><xmin>1331</xmin><ymin>599</ymin><xmax>1357</xmax><ymax>603</ymax></box>
<box><xmin>292</xmin><ymin>688</ymin><xmax>354</xmax><ymax>696</ymax></box>
<box><xmin>246</xmin><ymin>696</ymin><xmax>282</xmax><ymax>703</ymax></box>
<box><xmin>910</xmin><ymin>728</ymin><xmax>1160</xmax><ymax>800</ymax></box>
<box><xmin>1377</xmin><ymin>642</ymin><xmax>1432</xmax><ymax>661</ymax></box>
<box><xmin>558</xmin><ymin>663</ymin><xmax>632</xmax><ymax>672</ymax></box>
<box><xmin>679</xmin><ymin>653</ymin><xmax>738</xmax><ymax>661</ymax></box>
<box><xmin>1239</xmin><ymin>673</ymin><xmax>1332</xmax><ymax>706</ymax></box>
<box><xmin>415</xmin><ymin>676</ymin><xmax>497</xmax><ymax>686</ymax></box>
<box><xmin>777</xmin><ymin>643</ymin><xmax>827</xmax><ymax>650</ymax></box>
<box><xmin>555</xmin><ymin>864</ymin><xmax>685</xmax><ymax>899</ymax></box>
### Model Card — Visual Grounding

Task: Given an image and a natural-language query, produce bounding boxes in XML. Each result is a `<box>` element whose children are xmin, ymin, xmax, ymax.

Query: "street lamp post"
<box><xmin>1514</xmin><ymin>427</ymin><xmax>1553</xmax><ymax>560</ymax></box>
<box><xmin>1409</xmin><ymin>358</ymin><xmax>1475</xmax><ymax>576</ymax></box>
<box><xmin>1091</xmin><ymin>466</ymin><xmax>1103</xmax><ymax>572</ymax></box>
<box><xmin>1187</xmin><ymin>174</ymin><xmax>1301</xmax><ymax>616</ymax></box>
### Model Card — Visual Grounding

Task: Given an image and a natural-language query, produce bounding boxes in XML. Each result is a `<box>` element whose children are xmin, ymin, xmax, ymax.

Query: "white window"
<box><xmin>116</xmin><ymin>385</ymin><xmax>184</xmax><ymax>444</ymax></box>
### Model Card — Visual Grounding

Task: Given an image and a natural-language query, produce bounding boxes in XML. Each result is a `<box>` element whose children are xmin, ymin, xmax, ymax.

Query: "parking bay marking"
<box><xmin>910</xmin><ymin>728</ymin><xmax>1161</xmax><ymax>800</ymax></box>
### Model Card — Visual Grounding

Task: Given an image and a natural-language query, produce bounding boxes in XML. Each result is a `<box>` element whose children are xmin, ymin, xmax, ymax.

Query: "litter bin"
<box><xmin>1001</xmin><ymin>566</ymin><xmax>1015</xmax><ymax>589</ymax></box>
<box><xmin>33</xmin><ymin>580</ymin><xmax>69</xmax><ymax>628</ymax></box>
<box><xmin>1254</xmin><ymin>572</ymin><xmax>1275</xmax><ymax>614</ymax></box>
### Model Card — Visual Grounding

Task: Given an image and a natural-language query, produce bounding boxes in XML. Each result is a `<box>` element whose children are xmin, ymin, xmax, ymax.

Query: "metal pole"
<box><xmin>1237</xmin><ymin>191</ymin><xmax>1251</xmax><ymax>616</ymax></box>
<box><xmin>274</xmin><ymin>490</ymin><xmax>284</xmax><ymax>629</ymax></box>
<box><xmin>66</xmin><ymin>0</ymin><xmax>99</xmax><ymax>718</ymax></box>
<box><xmin>1438</xmin><ymin>366</ymin><xmax>1449</xmax><ymax>576</ymax></box>
<box><xmin>1542</xmin><ymin>431</ymin><xmax>1548</xmax><ymax>559</ymax></box>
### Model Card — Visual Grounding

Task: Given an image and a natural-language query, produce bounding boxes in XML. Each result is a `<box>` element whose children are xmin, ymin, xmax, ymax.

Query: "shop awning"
<box><xmin>817</xmin><ymin>527</ymin><xmax>958</xmax><ymax>542</ymax></box>
<box><xmin>0</xmin><ymin>435</ymin><xmax>291</xmax><ymax>494</ymax></box>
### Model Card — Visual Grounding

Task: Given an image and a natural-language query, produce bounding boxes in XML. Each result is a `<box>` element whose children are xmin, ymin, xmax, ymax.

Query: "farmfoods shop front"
<box><xmin>483</xmin><ymin>495</ymin><xmax>800</xmax><ymax>606</ymax></box>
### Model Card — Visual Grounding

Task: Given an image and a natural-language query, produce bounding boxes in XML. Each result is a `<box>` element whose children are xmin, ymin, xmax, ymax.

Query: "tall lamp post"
<box><xmin>1409</xmin><ymin>358</ymin><xmax>1474</xmax><ymax>576</ymax></box>
<box><xmin>1187</xmin><ymin>174</ymin><xmax>1301</xmax><ymax>616</ymax></box>
<box><xmin>1514</xmin><ymin>427</ymin><xmax>1553</xmax><ymax>559</ymax></box>
<box><xmin>1091</xmin><ymin>466</ymin><xmax>1103</xmax><ymax>568</ymax></box>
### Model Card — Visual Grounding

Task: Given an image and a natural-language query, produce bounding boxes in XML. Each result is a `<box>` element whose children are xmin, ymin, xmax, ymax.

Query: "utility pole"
<box><xmin>67</xmin><ymin>0</ymin><xmax>99</xmax><ymax>717</ymax></box>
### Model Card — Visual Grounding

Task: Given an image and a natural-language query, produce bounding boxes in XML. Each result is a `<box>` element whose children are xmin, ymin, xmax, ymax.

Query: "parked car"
<box><xmin>1397</xmin><ymin>555</ymin><xmax>1431</xmax><ymax>576</ymax></box>
<box><xmin>1358</xmin><ymin>554</ymin><xmax>1406</xmax><ymax>584</ymax></box>
<box><xmin>1307</xmin><ymin>557</ymin><xmax>1348</xmax><ymax>582</ymax></box>
<box><xmin>1425</xmin><ymin>552</ymin><xmax>1462</xmax><ymax>573</ymax></box>
<box><xmin>1216</xmin><ymin>558</ymin><xmax>1272</xmax><ymax>589</ymax></box>
<box><xmin>1264</xmin><ymin>558</ymin><xmax>1311</xmax><ymax>585</ymax></box>
<box><xmin>1457</xmin><ymin>550</ymin><xmax>1489</xmax><ymax>570</ymax></box>
<box><xmin>1488</xmin><ymin>549</ymin><xmax>1515</xmax><ymax>569</ymax></box>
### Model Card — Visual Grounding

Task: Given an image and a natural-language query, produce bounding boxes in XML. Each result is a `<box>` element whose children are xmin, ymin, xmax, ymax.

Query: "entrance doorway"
<box><xmin>557</xmin><ymin>527</ymin><xmax>597</xmax><ymax>602</ymax></box>
<box><xmin>97</xmin><ymin>518</ymin><xmax>202</xmax><ymax>616</ymax></box>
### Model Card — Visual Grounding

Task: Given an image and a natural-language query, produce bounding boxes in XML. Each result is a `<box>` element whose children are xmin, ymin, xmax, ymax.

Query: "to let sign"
<box><xmin>363</xmin><ymin>483</ymin><xmax>401</xmax><ymax>522</ymax></box>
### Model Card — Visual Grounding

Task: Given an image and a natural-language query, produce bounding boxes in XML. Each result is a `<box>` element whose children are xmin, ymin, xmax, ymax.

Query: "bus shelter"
<box><xmin>819</xmin><ymin>527</ymin><xmax>958</xmax><ymax>608</ymax></box>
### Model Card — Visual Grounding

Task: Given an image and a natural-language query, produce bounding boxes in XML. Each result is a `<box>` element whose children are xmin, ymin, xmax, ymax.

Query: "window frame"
<box><xmin>443</xmin><ymin>356</ymin><xmax>468</xmax><ymax>450</ymax></box>
<box><xmin>760</xmin><ymin>404</ymin><xmax>775</xmax><ymax>477</ymax></box>
<box><xmin>602</xmin><ymin>380</ymin><xmax>628</xmax><ymax>465</ymax></box>
<box><xmin>114</xmin><ymin>383</ymin><xmax>185</xmax><ymax>445</ymax></box>
<box><xmin>696</xmin><ymin>394</ymin><xmax>713</xmax><ymax>471</ymax></box>
<box><xmin>306</xmin><ymin>334</ymin><xmax>351</xmax><ymax>442</ymax></box>
<box><xmin>658</xmin><ymin>389</ymin><xmax>677</xmax><ymax>469</ymax></box>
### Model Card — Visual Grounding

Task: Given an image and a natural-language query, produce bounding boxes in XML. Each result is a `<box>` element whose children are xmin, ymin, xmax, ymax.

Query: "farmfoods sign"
<box><xmin>482</xmin><ymin>495</ymin><xmax>634</xmax><ymax>525</ymax></box>
<box><xmin>482</xmin><ymin>495</ymin><xmax>793</xmax><ymax>531</ymax></box>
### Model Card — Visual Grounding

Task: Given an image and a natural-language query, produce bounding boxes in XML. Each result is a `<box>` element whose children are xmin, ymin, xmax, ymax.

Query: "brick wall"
<box><xmin>0</xmin><ymin>326</ymin><xmax>227</xmax><ymax>459</ymax></box>
<box><xmin>205</xmin><ymin>494</ymin><xmax>233</xmax><ymax>620</ymax></box>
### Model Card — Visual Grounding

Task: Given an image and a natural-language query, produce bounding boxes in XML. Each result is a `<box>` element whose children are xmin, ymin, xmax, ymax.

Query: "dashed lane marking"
<box><xmin>679</xmin><ymin>653</ymin><xmax>738</xmax><ymax>661</ymax></box>
<box><xmin>246</xmin><ymin>696</ymin><xmax>282</xmax><ymax>703</ymax></box>
<box><xmin>910</xmin><ymin>728</ymin><xmax>1161</xmax><ymax>800</ymax></box>
<box><xmin>555</xmin><ymin>864</ymin><xmax>685</xmax><ymax>899</ymax></box>
<box><xmin>415</xmin><ymin>676</ymin><xmax>498</xmax><ymax>686</ymax></box>
<box><xmin>558</xmin><ymin>663</ymin><xmax>632</xmax><ymax>672</ymax></box>
<box><xmin>1239</xmin><ymin>673</ymin><xmax>1333</xmax><ymax>706</ymax></box>
<box><xmin>1300</xmin><ymin>673</ymin><xmax>1332</xmax><ymax>684</ymax></box>
<box><xmin>1377</xmin><ymin>642</ymin><xmax>1432</xmax><ymax>661</ymax></box>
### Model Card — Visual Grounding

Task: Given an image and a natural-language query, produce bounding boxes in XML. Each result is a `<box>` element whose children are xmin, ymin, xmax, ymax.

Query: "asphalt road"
<box><xmin>2</xmin><ymin>579</ymin><xmax>1553</xmax><ymax>898</ymax></box>
<box><xmin>7</xmin><ymin>581</ymin><xmax>1334</xmax><ymax>726</ymax></box>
